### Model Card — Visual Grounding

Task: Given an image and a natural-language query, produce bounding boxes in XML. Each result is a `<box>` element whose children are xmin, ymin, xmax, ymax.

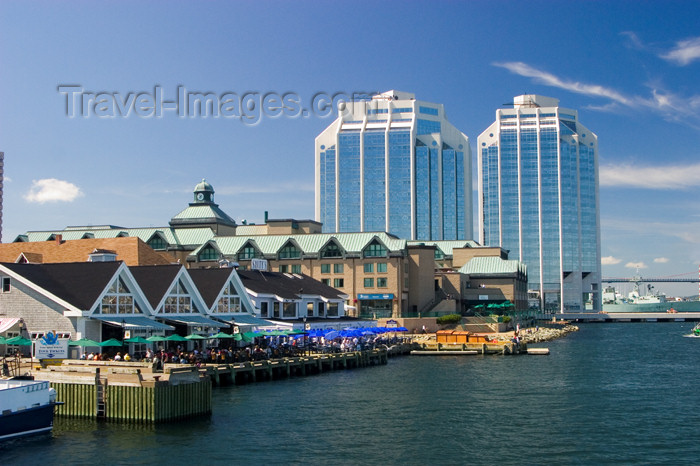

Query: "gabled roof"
<box><xmin>191</xmin><ymin>232</ymin><xmax>407</xmax><ymax>258</ymax></box>
<box><xmin>129</xmin><ymin>265</ymin><xmax>183</xmax><ymax>309</ymax></box>
<box><xmin>187</xmin><ymin>268</ymin><xmax>233</xmax><ymax>308</ymax></box>
<box><xmin>458</xmin><ymin>256</ymin><xmax>526</xmax><ymax>276</ymax></box>
<box><xmin>0</xmin><ymin>237</ymin><xmax>172</xmax><ymax>266</ymax></box>
<box><xmin>0</xmin><ymin>261</ymin><xmax>123</xmax><ymax>311</ymax></box>
<box><xmin>236</xmin><ymin>270</ymin><xmax>346</xmax><ymax>300</ymax></box>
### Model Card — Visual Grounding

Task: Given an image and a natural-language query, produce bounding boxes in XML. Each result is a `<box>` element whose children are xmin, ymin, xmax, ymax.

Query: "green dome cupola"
<box><xmin>193</xmin><ymin>178</ymin><xmax>214</xmax><ymax>204</ymax></box>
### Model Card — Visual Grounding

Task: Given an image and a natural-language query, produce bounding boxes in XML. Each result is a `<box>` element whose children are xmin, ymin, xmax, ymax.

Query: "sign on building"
<box><xmin>33</xmin><ymin>331</ymin><xmax>68</xmax><ymax>359</ymax></box>
<box><xmin>251</xmin><ymin>259</ymin><xmax>268</xmax><ymax>271</ymax></box>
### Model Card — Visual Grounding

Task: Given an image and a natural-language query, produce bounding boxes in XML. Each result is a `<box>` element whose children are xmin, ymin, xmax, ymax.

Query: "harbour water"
<box><xmin>3</xmin><ymin>322</ymin><xmax>700</xmax><ymax>465</ymax></box>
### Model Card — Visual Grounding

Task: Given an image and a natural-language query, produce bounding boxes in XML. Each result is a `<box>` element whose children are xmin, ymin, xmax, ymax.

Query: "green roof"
<box><xmin>170</xmin><ymin>205</ymin><xmax>236</xmax><ymax>226</ymax></box>
<box><xmin>190</xmin><ymin>232</ymin><xmax>407</xmax><ymax>258</ymax></box>
<box><xmin>407</xmin><ymin>240</ymin><xmax>479</xmax><ymax>256</ymax></box>
<box><xmin>18</xmin><ymin>226</ymin><xmax>214</xmax><ymax>248</ymax></box>
<box><xmin>458</xmin><ymin>256</ymin><xmax>526</xmax><ymax>276</ymax></box>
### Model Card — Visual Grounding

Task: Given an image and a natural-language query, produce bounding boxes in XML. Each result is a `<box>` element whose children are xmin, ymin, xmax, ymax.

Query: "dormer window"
<box><xmin>321</xmin><ymin>242</ymin><xmax>342</xmax><ymax>258</ymax></box>
<box><xmin>199</xmin><ymin>244</ymin><xmax>219</xmax><ymax>261</ymax></box>
<box><xmin>239</xmin><ymin>244</ymin><xmax>261</xmax><ymax>260</ymax></box>
<box><xmin>148</xmin><ymin>236</ymin><xmax>167</xmax><ymax>250</ymax></box>
<box><xmin>363</xmin><ymin>240</ymin><xmax>387</xmax><ymax>258</ymax></box>
<box><xmin>279</xmin><ymin>244</ymin><xmax>301</xmax><ymax>259</ymax></box>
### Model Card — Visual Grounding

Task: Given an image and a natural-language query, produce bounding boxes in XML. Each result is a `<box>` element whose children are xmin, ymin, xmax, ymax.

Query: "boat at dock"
<box><xmin>0</xmin><ymin>379</ymin><xmax>61</xmax><ymax>440</ymax></box>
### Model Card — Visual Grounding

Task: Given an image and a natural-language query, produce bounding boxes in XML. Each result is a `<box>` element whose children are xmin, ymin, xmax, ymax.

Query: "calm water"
<box><xmin>3</xmin><ymin>322</ymin><xmax>700</xmax><ymax>465</ymax></box>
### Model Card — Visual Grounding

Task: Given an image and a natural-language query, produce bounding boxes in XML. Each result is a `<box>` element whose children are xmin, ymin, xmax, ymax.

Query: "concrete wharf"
<box><xmin>548</xmin><ymin>311</ymin><xmax>700</xmax><ymax>323</ymax></box>
<box><xmin>30</xmin><ymin>348</ymin><xmax>392</xmax><ymax>423</ymax></box>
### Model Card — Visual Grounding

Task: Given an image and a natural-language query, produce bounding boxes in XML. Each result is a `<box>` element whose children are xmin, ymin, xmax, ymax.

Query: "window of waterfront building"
<box><xmin>148</xmin><ymin>236</ymin><xmax>167</xmax><ymax>250</ymax></box>
<box><xmin>388</xmin><ymin>129</ymin><xmax>412</xmax><ymax>239</ymax></box>
<box><xmin>377</xmin><ymin>262</ymin><xmax>387</xmax><ymax>273</ymax></box>
<box><xmin>363</xmin><ymin>240</ymin><xmax>387</xmax><ymax>257</ymax></box>
<box><xmin>260</xmin><ymin>302</ymin><xmax>268</xmax><ymax>317</ymax></box>
<box><xmin>320</xmin><ymin>241</ymin><xmax>342</xmax><ymax>258</ymax></box>
<box><xmin>279</xmin><ymin>243</ymin><xmax>301</xmax><ymax>259</ymax></box>
<box><xmin>333</xmin><ymin>263</ymin><xmax>344</xmax><ymax>273</ymax></box>
<box><xmin>338</xmin><ymin>132</ymin><xmax>361</xmax><ymax>232</ymax></box>
<box><xmin>279</xmin><ymin>265</ymin><xmax>288</xmax><ymax>273</ymax></box>
<box><xmin>419</xmin><ymin>106</ymin><xmax>438</xmax><ymax>116</ymax></box>
<box><xmin>1</xmin><ymin>277</ymin><xmax>10</xmax><ymax>293</ymax></box>
<box><xmin>321</xmin><ymin>264</ymin><xmax>330</xmax><ymax>274</ymax></box>
<box><xmin>327</xmin><ymin>302</ymin><xmax>339</xmax><ymax>317</ymax></box>
<box><xmin>334</xmin><ymin>278</ymin><xmax>344</xmax><ymax>288</ymax></box>
<box><xmin>434</xmin><ymin>249</ymin><xmax>445</xmax><ymax>260</ymax></box>
<box><xmin>363</xmin><ymin>130</ymin><xmax>386</xmax><ymax>232</ymax></box>
<box><xmin>364</xmin><ymin>278</ymin><xmax>374</xmax><ymax>288</ymax></box>
<box><xmin>321</xmin><ymin>278</ymin><xmax>330</xmax><ymax>286</ymax></box>
<box><xmin>307</xmin><ymin>302</ymin><xmax>314</xmax><ymax>317</ymax></box>
<box><xmin>163</xmin><ymin>279</ymin><xmax>193</xmax><ymax>314</ymax></box>
<box><xmin>198</xmin><ymin>245</ymin><xmax>219</xmax><ymax>261</ymax></box>
<box><xmin>291</xmin><ymin>264</ymin><xmax>302</xmax><ymax>274</ymax></box>
<box><xmin>239</xmin><ymin>244</ymin><xmax>260</xmax><ymax>260</ymax></box>
<box><xmin>99</xmin><ymin>277</ymin><xmax>143</xmax><ymax>314</ymax></box>
<box><xmin>283</xmin><ymin>302</ymin><xmax>296</xmax><ymax>318</ymax></box>
<box><xmin>364</xmin><ymin>263</ymin><xmax>374</xmax><ymax>273</ymax></box>
<box><xmin>377</xmin><ymin>277</ymin><xmax>388</xmax><ymax>288</ymax></box>
<box><xmin>215</xmin><ymin>283</ymin><xmax>241</xmax><ymax>314</ymax></box>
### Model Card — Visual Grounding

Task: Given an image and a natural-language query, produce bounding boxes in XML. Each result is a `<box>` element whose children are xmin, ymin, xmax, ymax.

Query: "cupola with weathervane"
<box><xmin>193</xmin><ymin>179</ymin><xmax>215</xmax><ymax>204</ymax></box>
<box><xmin>169</xmin><ymin>179</ymin><xmax>237</xmax><ymax>235</ymax></box>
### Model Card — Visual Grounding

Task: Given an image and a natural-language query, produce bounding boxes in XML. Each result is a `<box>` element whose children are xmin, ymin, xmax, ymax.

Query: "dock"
<box><xmin>30</xmin><ymin>349</ymin><xmax>390</xmax><ymax>423</ymax></box>
<box><xmin>412</xmin><ymin>342</ymin><xmax>528</xmax><ymax>355</ymax></box>
<box><xmin>549</xmin><ymin>311</ymin><xmax>700</xmax><ymax>323</ymax></box>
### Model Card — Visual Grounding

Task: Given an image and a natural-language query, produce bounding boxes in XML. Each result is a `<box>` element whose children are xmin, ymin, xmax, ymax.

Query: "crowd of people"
<box><xmin>76</xmin><ymin>333</ymin><xmax>411</xmax><ymax>367</ymax></box>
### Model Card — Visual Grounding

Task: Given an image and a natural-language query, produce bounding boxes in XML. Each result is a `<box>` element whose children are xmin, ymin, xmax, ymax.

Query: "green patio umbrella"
<box><xmin>99</xmin><ymin>338</ymin><xmax>123</xmax><ymax>347</ymax></box>
<box><xmin>0</xmin><ymin>336</ymin><xmax>7</xmax><ymax>344</ymax></box>
<box><xmin>233</xmin><ymin>334</ymin><xmax>243</xmax><ymax>341</ymax></box>
<box><xmin>208</xmin><ymin>331</ymin><xmax>234</xmax><ymax>339</ymax></box>
<box><xmin>5</xmin><ymin>335</ymin><xmax>32</xmax><ymax>346</ymax></box>
<box><xmin>68</xmin><ymin>338</ymin><xmax>100</xmax><ymax>347</ymax></box>
<box><xmin>165</xmin><ymin>334</ymin><xmax>189</xmax><ymax>342</ymax></box>
<box><xmin>185</xmin><ymin>334</ymin><xmax>207</xmax><ymax>340</ymax></box>
<box><xmin>242</xmin><ymin>332</ymin><xmax>257</xmax><ymax>342</ymax></box>
<box><xmin>124</xmin><ymin>336</ymin><xmax>151</xmax><ymax>344</ymax></box>
<box><xmin>146</xmin><ymin>335</ymin><xmax>167</xmax><ymax>342</ymax></box>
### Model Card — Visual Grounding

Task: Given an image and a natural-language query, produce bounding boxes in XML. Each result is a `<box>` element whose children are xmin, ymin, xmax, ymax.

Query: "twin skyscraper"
<box><xmin>315</xmin><ymin>90</ymin><xmax>601</xmax><ymax>312</ymax></box>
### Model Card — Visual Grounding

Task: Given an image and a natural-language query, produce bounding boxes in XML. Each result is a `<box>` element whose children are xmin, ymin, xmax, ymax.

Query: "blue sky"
<box><xmin>1</xmin><ymin>1</ymin><xmax>700</xmax><ymax>296</ymax></box>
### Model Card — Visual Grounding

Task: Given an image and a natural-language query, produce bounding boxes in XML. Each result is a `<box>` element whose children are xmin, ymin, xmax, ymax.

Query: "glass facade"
<box><xmin>338</xmin><ymin>132</ymin><xmax>361</xmax><ymax>232</ymax></box>
<box><xmin>478</xmin><ymin>99</ymin><xmax>600</xmax><ymax>312</ymax></box>
<box><xmin>317</xmin><ymin>94</ymin><xmax>470</xmax><ymax>241</ymax></box>
<box><xmin>363</xmin><ymin>130</ymin><xmax>386</xmax><ymax>231</ymax></box>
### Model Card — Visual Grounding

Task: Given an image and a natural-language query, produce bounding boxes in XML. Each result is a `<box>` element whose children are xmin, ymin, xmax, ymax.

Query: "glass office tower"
<box><xmin>477</xmin><ymin>95</ymin><xmax>601</xmax><ymax>312</ymax></box>
<box><xmin>315</xmin><ymin>91</ymin><xmax>472</xmax><ymax>241</ymax></box>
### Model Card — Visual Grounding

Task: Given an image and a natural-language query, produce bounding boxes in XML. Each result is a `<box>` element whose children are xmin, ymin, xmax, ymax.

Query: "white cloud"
<box><xmin>661</xmin><ymin>37</ymin><xmax>700</xmax><ymax>66</ymax></box>
<box><xmin>654</xmin><ymin>257</ymin><xmax>670</xmax><ymax>263</ymax></box>
<box><xmin>625</xmin><ymin>262</ymin><xmax>647</xmax><ymax>269</ymax></box>
<box><xmin>492</xmin><ymin>61</ymin><xmax>700</xmax><ymax>128</ymax></box>
<box><xmin>599</xmin><ymin>162</ymin><xmax>700</xmax><ymax>189</ymax></box>
<box><xmin>601</xmin><ymin>256</ymin><xmax>622</xmax><ymax>265</ymax></box>
<box><xmin>25</xmin><ymin>178</ymin><xmax>83</xmax><ymax>203</ymax></box>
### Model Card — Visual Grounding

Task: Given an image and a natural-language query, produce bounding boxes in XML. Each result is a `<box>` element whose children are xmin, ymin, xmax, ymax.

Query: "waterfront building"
<box><xmin>0</xmin><ymin>261</ymin><xmax>264</xmax><ymax>353</ymax></box>
<box><xmin>13</xmin><ymin>179</ymin><xmax>528</xmax><ymax>318</ymax></box>
<box><xmin>315</xmin><ymin>90</ymin><xmax>472</xmax><ymax>240</ymax></box>
<box><xmin>477</xmin><ymin>95</ymin><xmax>601</xmax><ymax>312</ymax></box>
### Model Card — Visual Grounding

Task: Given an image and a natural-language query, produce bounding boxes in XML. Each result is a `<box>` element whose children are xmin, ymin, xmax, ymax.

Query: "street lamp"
<box><xmin>302</xmin><ymin>316</ymin><xmax>307</xmax><ymax>356</ymax></box>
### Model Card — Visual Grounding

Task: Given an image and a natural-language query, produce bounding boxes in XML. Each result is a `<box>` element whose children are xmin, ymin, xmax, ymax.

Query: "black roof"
<box><xmin>236</xmin><ymin>270</ymin><xmax>345</xmax><ymax>300</ymax></box>
<box><xmin>187</xmin><ymin>268</ymin><xmax>234</xmax><ymax>308</ymax></box>
<box><xmin>129</xmin><ymin>265</ymin><xmax>182</xmax><ymax>308</ymax></box>
<box><xmin>1</xmin><ymin>261</ymin><xmax>122</xmax><ymax>311</ymax></box>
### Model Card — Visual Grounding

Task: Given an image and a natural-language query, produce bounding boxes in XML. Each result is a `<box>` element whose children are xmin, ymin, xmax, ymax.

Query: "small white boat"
<box><xmin>0</xmin><ymin>379</ymin><xmax>60</xmax><ymax>440</ymax></box>
<box><xmin>683</xmin><ymin>323</ymin><xmax>700</xmax><ymax>338</ymax></box>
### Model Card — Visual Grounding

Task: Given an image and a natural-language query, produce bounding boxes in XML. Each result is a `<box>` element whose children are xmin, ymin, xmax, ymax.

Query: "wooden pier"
<box><xmin>412</xmin><ymin>341</ymin><xmax>527</xmax><ymax>355</ymax></box>
<box><xmin>31</xmin><ymin>349</ymin><xmax>390</xmax><ymax>422</ymax></box>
